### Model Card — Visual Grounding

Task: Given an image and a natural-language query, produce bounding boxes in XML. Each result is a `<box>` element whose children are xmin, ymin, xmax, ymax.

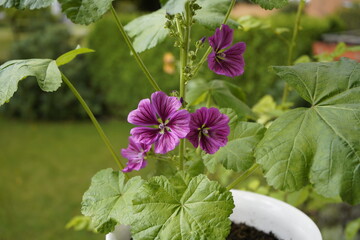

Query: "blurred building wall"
<box><xmin>307</xmin><ymin>0</ymin><xmax>350</xmax><ymax>17</ymax></box>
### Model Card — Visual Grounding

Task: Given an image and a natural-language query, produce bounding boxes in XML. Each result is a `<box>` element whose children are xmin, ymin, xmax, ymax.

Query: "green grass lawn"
<box><xmin>0</xmin><ymin>118</ymin><xmax>135</xmax><ymax>240</ymax></box>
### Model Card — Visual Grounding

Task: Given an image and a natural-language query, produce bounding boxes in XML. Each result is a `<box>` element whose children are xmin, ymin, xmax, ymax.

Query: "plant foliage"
<box><xmin>125</xmin><ymin>0</ymin><xmax>237</xmax><ymax>53</ymax></box>
<box><xmin>129</xmin><ymin>171</ymin><xmax>234</xmax><ymax>240</ymax></box>
<box><xmin>0</xmin><ymin>59</ymin><xmax>61</xmax><ymax>106</ymax></box>
<box><xmin>0</xmin><ymin>0</ymin><xmax>54</xmax><ymax>9</ymax></box>
<box><xmin>81</xmin><ymin>169</ymin><xmax>144</xmax><ymax>233</ymax></box>
<box><xmin>204</xmin><ymin>109</ymin><xmax>266</xmax><ymax>173</ymax></box>
<box><xmin>251</xmin><ymin>0</ymin><xmax>289</xmax><ymax>10</ymax></box>
<box><xmin>256</xmin><ymin>58</ymin><xmax>360</xmax><ymax>204</ymax></box>
<box><xmin>58</xmin><ymin>0</ymin><xmax>115</xmax><ymax>25</ymax></box>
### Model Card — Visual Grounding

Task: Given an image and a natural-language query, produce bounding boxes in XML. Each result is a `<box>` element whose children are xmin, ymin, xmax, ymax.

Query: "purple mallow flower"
<box><xmin>121</xmin><ymin>136</ymin><xmax>151</xmax><ymax>172</ymax></box>
<box><xmin>208</xmin><ymin>24</ymin><xmax>246</xmax><ymax>77</ymax></box>
<box><xmin>128</xmin><ymin>91</ymin><xmax>190</xmax><ymax>154</ymax></box>
<box><xmin>186</xmin><ymin>107</ymin><xmax>230</xmax><ymax>154</ymax></box>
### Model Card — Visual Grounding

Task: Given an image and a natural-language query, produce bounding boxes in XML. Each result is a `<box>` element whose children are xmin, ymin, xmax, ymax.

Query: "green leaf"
<box><xmin>0</xmin><ymin>59</ymin><xmax>62</xmax><ymax>106</ymax></box>
<box><xmin>164</xmin><ymin>0</ymin><xmax>186</xmax><ymax>14</ymax></box>
<box><xmin>255</xmin><ymin>58</ymin><xmax>360</xmax><ymax>204</ymax></box>
<box><xmin>345</xmin><ymin>217</ymin><xmax>360</xmax><ymax>240</ymax></box>
<box><xmin>0</xmin><ymin>0</ymin><xmax>54</xmax><ymax>9</ymax></box>
<box><xmin>250</xmin><ymin>0</ymin><xmax>289</xmax><ymax>10</ymax></box>
<box><xmin>238</xmin><ymin>16</ymin><xmax>269</xmax><ymax>32</ymax></box>
<box><xmin>185</xmin><ymin>148</ymin><xmax>205</xmax><ymax>176</ymax></box>
<box><xmin>56</xmin><ymin>47</ymin><xmax>95</xmax><ymax>67</ymax></box>
<box><xmin>187</xmin><ymin>79</ymin><xmax>255</xmax><ymax>120</ymax></box>
<box><xmin>166</xmin><ymin>0</ymin><xmax>238</xmax><ymax>28</ymax></box>
<box><xmin>195</xmin><ymin>0</ymin><xmax>239</xmax><ymax>29</ymax></box>
<box><xmin>252</xmin><ymin>95</ymin><xmax>288</xmax><ymax>125</ymax></box>
<box><xmin>66</xmin><ymin>215</ymin><xmax>96</xmax><ymax>232</ymax></box>
<box><xmin>125</xmin><ymin>8</ymin><xmax>169</xmax><ymax>53</ymax></box>
<box><xmin>130</xmin><ymin>172</ymin><xmax>234</xmax><ymax>240</ymax></box>
<box><xmin>204</xmin><ymin>109</ymin><xmax>266</xmax><ymax>173</ymax></box>
<box><xmin>125</xmin><ymin>0</ymin><xmax>237</xmax><ymax>53</ymax></box>
<box><xmin>58</xmin><ymin>0</ymin><xmax>114</xmax><ymax>25</ymax></box>
<box><xmin>81</xmin><ymin>169</ymin><xmax>144</xmax><ymax>233</ymax></box>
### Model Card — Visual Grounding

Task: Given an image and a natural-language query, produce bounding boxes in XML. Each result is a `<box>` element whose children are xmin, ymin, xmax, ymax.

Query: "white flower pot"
<box><xmin>106</xmin><ymin>190</ymin><xmax>322</xmax><ymax>240</ymax></box>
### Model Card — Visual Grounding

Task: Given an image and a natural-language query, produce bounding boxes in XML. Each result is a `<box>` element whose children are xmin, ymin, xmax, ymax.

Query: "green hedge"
<box><xmin>87</xmin><ymin>13</ymin><xmax>341</xmax><ymax>117</ymax></box>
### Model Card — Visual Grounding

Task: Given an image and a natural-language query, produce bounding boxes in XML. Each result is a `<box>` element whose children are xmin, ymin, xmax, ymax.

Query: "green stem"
<box><xmin>61</xmin><ymin>73</ymin><xmax>129</xmax><ymax>179</ymax></box>
<box><xmin>178</xmin><ymin>2</ymin><xmax>192</xmax><ymax>171</ymax></box>
<box><xmin>226</xmin><ymin>164</ymin><xmax>259</xmax><ymax>190</ymax></box>
<box><xmin>110</xmin><ymin>5</ymin><xmax>161</xmax><ymax>92</ymax></box>
<box><xmin>282</xmin><ymin>0</ymin><xmax>306</xmax><ymax>105</ymax></box>
<box><xmin>193</xmin><ymin>0</ymin><xmax>236</xmax><ymax>78</ymax></box>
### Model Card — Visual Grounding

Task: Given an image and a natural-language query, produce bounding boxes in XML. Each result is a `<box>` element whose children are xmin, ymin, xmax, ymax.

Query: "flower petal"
<box><xmin>200</xmin><ymin>135</ymin><xmax>222</xmax><ymax>154</ymax></box>
<box><xmin>204</xmin><ymin>108</ymin><xmax>229</xmax><ymax>127</ymax></box>
<box><xmin>187</xmin><ymin>107</ymin><xmax>230</xmax><ymax>154</ymax></box>
<box><xmin>130</xmin><ymin>127</ymin><xmax>159</xmax><ymax>145</ymax></box>
<box><xmin>208</xmin><ymin>24</ymin><xmax>233</xmax><ymax>51</ymax></box>
<box><xmin>151</xmin><ymin>91</ymin><xmax>182</xmax><ymax>121</ymax></box>
<box><xmin>128</xmin><ymin>99</ymin><xmax>158</xmax><ymax>126</ymax></box>
<box><xmin>122</xmin><ymin>160</ymin><xmax>147</xmax><ymax>172</ymax></box>
<box><xmin>207</xmin><ymin>42</ymin><xmax>246</xmax><ymax>77</ymax></box>
<box><xmin>121</xmin><ymin>136</ymin><xmax>150</xmax><ymax>172</ymax></box>
<box><xmin>167</xmin><ymin>109</ymin><xmax>190</xmax><ymax>138</ymax></box>
<box><xmin>189</xmin><ymin>107</ymin><xmax>208</xmax><ymax>129</ymax></box>
<box><xmin>186</xmin><ymin>129</ymin><xmax>200</xmax><ymax>149</ymax></box>
<box><xmin>154</xmin><ymin>132</ymin><xmax>179</xmax><ymax>154</ymax></box>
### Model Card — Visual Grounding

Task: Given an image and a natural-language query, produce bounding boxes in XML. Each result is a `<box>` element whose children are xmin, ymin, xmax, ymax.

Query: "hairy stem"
<box><xmin>61</xmin><ymin>73</ymin><xmax>129</xmax><ymax>179</ymax></box>
<box><xmin>110</xmin><ymin>5</ymin><xmax>161</xmax><ymax>92</ymax></box>
<box><xmin>179</xmin><ymin>2</ymin><xmax>192</xmax><ymax>170</ymax></box>
<box><xmin>226</xmin><ymin>164</ymin><xmax>259</xmax><ymax>190</ymax></box>
<box><xmin>282</xmin><ymin>0</ymin><xmax>306</xmax><ymax>104</ymax></box>
<box><xmin>192</xmin><ymin>0</ymin><xmax>236</xmax><ymax>77</ymax></box>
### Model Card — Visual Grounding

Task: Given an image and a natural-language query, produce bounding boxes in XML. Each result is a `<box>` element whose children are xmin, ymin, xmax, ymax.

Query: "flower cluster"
<box><xmin>121</xmin><ymin>91</ymin><xmax>230</xmax><ymax>172</ymax></box>
<box><xmin>121</xmin><ymin>24</ymin><xmax>245</xmax><ymax>172</ymax></box>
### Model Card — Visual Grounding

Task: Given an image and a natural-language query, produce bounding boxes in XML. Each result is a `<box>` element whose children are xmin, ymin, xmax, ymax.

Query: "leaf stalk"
<box><xmin>226</xmin><ymin>164</ymin><xmax>259</xmax><ymax>190</ymax></box>
<box><xmin>110</xmin><ymin>5</ymin><xmax>161</xmax><ymax>92</ymax></box>
<box><xmin>61</xmin><ymin>73</ymin><xmax>129</xmax><ymax>179</ymax></box>
<box><xmin>282</xmin><ymin>0</ymin><xmax>306</xmax><ymax>105</ymax></box>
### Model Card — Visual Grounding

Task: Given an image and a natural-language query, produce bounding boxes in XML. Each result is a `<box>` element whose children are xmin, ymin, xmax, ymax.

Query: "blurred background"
<box><xmin>0</xmin><ymin>0</ymin><xmax>359</xmax><ymax>239</ymax></box>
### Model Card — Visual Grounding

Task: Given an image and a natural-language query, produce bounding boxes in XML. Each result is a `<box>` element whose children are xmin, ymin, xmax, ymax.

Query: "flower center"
<box><xmin>198</xmin><ymin>125</ymin><xmax>210</xmax><ymax>137</ymax></box>
<box><xmin>217</xmin><ymin>52</ymin><xmax>226</xmax><ymax>60</ymax></box>
<box><xmin>159</xmin><ymin>123</ymin><xmax>166</xmax><ymax>130</ymax></box>
<box><xmin>202</xmin><ymin>128</ymin><xmax>209</xmax><ymax>135</ymax></box>
<box><xmin>158</xmin><ymin>121</ymin><xmax>171</xmax><ymax>134</ymax></box>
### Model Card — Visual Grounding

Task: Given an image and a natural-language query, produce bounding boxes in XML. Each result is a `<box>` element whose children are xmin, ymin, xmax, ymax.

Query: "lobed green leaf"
<box><xmin>187</xmin><ymin>79</ymin><xmax>255</xmax><ymax>120</ymax></box>
<box><xmin>256</xmin><ymin>58</ymin><xmax>360</xmax><ymax>204</ymax></box>
<box><xmin>125</xmin><ymin>0</ymin><xmax>238</xmax><ymax>53</ymax></box>
<box><xmin>129</xmin><ymin>171</ymin><xmax>234</xmax><ymax>240</ymax></box>
<box><xmin>250</xmin><ymin>0</ymin><xmax>289</xmax><ymax>10</ymax></box>
<box><xmin>0</xmin><ymin>59</ymin><xmax>61</xmax><ymax>106</ymax></box>
<box><xmin>58</xmin><ymin>0</ymin><xmax>115</xmax><ymax>25</ymax></box>
<box><xmin>0</xmin><ymin>0</ymin><xmax>55</xmax><ymax>9</ymax></box>
<box><xmin>81</xmin><ymin>169</ymin><xmax>144</xmax><ymax>233</ymax></box>
<box><xmin>124</xmin><ymin>8</ymin><xmax>169</xmax><ymax>54</ymax></box>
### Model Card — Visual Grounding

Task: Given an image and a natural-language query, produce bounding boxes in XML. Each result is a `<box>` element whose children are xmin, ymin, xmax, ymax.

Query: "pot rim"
<box><xmin>230</xmin><ymin>189</ymin><xmax>322</xmax><ymax>240</ymax></box>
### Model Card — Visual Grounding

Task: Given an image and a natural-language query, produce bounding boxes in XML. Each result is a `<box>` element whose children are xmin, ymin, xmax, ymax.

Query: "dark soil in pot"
<box><xmin>226</xmin><ymin>222</ymin><xmax>281</xmax><ymax>240</ymax></box>
<box><xmin>129</xmin><ymin>222</ymin><xmax>281</xmax><ymax>240</ymax></box>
